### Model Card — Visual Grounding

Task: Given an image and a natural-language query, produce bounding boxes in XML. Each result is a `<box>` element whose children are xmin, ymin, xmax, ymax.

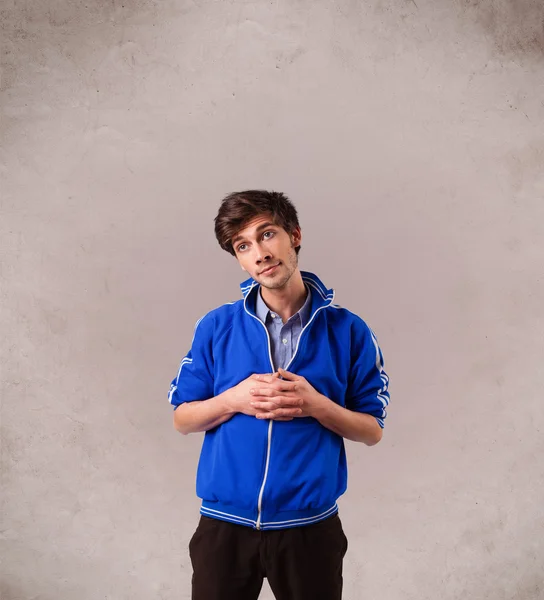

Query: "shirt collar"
<box><xmin>255</xmin><ymin>283</ymin><xmax>312</xmax><ymax>327</ymax></box>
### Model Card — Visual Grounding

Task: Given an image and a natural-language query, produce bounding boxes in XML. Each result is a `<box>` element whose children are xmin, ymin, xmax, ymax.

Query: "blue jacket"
<box><xmin>169</xmin><ymin>271</ymin><xmax>390</xmax><ymax>530</ymax></box>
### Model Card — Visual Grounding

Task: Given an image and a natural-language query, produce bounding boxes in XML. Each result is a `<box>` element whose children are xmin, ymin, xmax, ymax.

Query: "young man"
<box><xmin>169</xmin><ymin>190</ymin><xmax>390</xmax><ymax>600</ymax></box>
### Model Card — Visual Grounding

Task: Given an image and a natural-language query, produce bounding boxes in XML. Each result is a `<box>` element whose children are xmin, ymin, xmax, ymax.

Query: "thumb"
<box><xmin>278</xmin><ymin>368</ymin><xmax>295</xmax><ymax>380</ymax></box>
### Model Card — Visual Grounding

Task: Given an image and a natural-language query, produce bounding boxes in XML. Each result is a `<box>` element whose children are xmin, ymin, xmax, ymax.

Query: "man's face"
<box><xmin>232</xmin><ymin>214</ymin><xmax>301</xmax><ymax>290</ymax></box>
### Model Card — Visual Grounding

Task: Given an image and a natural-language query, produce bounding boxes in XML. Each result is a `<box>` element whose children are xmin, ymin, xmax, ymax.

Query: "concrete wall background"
<box><xmin>1</xmin><ymin>1</ymin><xmax>543</xmax><ymax>599</ymax></box>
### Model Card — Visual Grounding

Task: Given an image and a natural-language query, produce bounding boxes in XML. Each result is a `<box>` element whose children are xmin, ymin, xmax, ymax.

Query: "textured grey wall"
<box><xmin>1</xmin><ymin>1</ymin><xmax>543</xmax><ymax>599</ymax></box>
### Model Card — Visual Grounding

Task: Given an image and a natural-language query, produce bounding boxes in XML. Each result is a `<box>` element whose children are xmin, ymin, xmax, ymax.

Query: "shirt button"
<box><xmin>282</xmin><ymin>339</ymin><xmax>288</xmax><ymax>344</ymax></box>
<box><xmin>270</xmin><ymin>313</ymin><xmax>276</xmax><ymax>318</ymax></box>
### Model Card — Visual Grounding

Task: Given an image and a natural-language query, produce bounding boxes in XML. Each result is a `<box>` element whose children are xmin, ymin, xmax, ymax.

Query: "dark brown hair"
<box><xmin>214</xmin><ymin>190</ymin><xmax>301</xmax><ymax>256</ymax></box>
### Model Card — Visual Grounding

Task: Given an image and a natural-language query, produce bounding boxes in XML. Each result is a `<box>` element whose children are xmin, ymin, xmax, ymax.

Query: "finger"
<box><xmin>252</xmin><ymin>373</ymin><xmax>277</xmax><ymax>380</ymax></box>
<box><xmin>252</xmin><ymin>386</ymin><xmax>298</xmax><ymax>397</ymax></box>
<box><xmin>257</xmin><ymin>405</ymin><xmax>303</xmax><ymax>417</ymax></box>
<box><xmin>273</xmin><ymin>416</ymin><xmax>294</xmax><ymax>421</ymax></box>
<box><xmin>256</xmin><ymin>407</ymin><xmax>302</xmax><ymax>419</ymax></box>
<box><xmin>270</xmin><ymin>380</ymin><xmax>298</xmax><ymax>392</ymax></box>
<box><xmin>252</xmin><ymin>381</ymin><xmax>297</xmax><ymax>394</ymax></box>
<box><xmin>274</xmin><ymin>396</ymin><xmax>302</xmax><ymax>407</ymax></box>
<box><xmin>252</xmin><ymin>396</ymin><xmax>301</xmax><ymax>408</ymax></box>
<box><xmin>251</xmin><ymin>401</ymin><xmax>280</xmax><ymax>411</ymax></box>
<box><xmin>250</xmin><ymin>388</ymin><xmax>276</xmax><ymax>397</ymax></box>
<box><xmin>277</xmin><ymin>368</ymin><xmax>298</xmax><ymax>380</ymax></box>
<box><xmin>255</xmin><ymin>374</ymin><xmax>279</xmax><ymax>384</ymax></box>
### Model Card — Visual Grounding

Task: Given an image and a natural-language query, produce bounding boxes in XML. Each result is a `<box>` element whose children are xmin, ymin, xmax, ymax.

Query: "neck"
<box><xmin>259</xmin><ymin>270</ymin><xmax>307</xmax><ymax>323</ymax></box>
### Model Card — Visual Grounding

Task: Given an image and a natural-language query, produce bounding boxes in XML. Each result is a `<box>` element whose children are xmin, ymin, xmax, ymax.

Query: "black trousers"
<box><xmin>188</xmin><ymin>512</ymin><xmax>348</xmax><ymax>600</ymax></box>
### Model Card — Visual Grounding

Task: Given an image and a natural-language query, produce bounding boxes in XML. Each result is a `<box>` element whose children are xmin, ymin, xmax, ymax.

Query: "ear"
<box><xmin>291</xmin><ymin>226</ymin><xmax>302</xmax><ymax>248</ymax></box>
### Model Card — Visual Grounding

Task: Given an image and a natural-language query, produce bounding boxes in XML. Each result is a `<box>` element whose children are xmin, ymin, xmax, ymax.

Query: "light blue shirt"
<box><xmin>255</xmin><ymin>284</ymin><xmax>312</xmax><ymax>371</ymax></box>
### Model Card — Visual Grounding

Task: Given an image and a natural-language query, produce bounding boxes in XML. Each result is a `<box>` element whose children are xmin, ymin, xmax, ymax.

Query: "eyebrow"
<box><xmin>232</xmin><ymin>222</ymin><xmax>277</xmax><ymax>245</ymax></box>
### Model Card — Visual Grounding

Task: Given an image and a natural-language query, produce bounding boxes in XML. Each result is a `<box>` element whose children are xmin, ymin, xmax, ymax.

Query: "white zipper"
<box><xmin>244</xmin><ymin>307</ymin><xmax>275</xmax><ymax>530</ymax></box>
<box><xmin>243</xmin><ymin>283</ymin><xmax>335</xmax><ymax>530</ymax></box>
<box><xmin>256</xmin><ymin>419</ymin><xmax>273</xmax><ymax>529</ymax></box>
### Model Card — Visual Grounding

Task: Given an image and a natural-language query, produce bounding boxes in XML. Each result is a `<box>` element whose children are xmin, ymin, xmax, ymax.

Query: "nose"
<box><xmin>254</xmin><ymin>243</ymin><xmax>271</xmax><ymax>264</ymax></box>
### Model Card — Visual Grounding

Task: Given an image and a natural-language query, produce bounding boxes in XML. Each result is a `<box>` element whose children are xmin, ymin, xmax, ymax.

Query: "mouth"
<box><xmin>260</xmin><ymin>263</ymin><xmax>280</xmax><ymax>275</ymax></box>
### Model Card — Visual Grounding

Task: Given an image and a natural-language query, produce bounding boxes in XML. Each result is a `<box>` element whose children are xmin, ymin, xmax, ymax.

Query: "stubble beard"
<box><xmin>257</xmin><ymin>243</ymin><xmax>299</xmax><ymax>291</ymax></box>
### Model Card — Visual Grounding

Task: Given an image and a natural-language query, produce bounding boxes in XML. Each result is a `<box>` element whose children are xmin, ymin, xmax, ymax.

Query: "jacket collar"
<box><xmin>255</xmin><ymin>282</ymin><xmax>313</xmax><ymax>327</ymax></box>
<box><xmin>240</xmin><ymin>271</ymin><xmax>335</xmax><ymax>318</ymax></box>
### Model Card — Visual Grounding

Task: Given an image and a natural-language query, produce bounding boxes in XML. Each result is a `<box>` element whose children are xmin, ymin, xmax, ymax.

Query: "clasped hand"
<box><xmin>249</xmin><ymin>368</ymin><xmax>324</xmax><ymax>421</ymax></box>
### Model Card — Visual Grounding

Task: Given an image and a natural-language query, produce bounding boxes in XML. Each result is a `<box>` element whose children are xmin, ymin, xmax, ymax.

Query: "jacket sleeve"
<box><xmin>168</xmin><ymin>313</ymin><xmax>215</xmax><ymax>409</ymax></box>
<box><xmin>345</xmin><ymin>319</ymin><xmax>390</xmax><ymax>428</ymax></box>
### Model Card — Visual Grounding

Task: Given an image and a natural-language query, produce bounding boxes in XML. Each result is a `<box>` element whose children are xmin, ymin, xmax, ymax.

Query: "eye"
<box><xmin>236</xmin><ymin>231</ymin><xmax>275</xmax><ymax>252</ymax></box>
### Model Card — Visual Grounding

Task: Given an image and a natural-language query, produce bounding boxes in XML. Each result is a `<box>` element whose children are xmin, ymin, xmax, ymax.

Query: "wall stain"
<box><xmin>458</xmin><ymin>0</ymin><xmax>544</xmax><ymax>59</ymax></box>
